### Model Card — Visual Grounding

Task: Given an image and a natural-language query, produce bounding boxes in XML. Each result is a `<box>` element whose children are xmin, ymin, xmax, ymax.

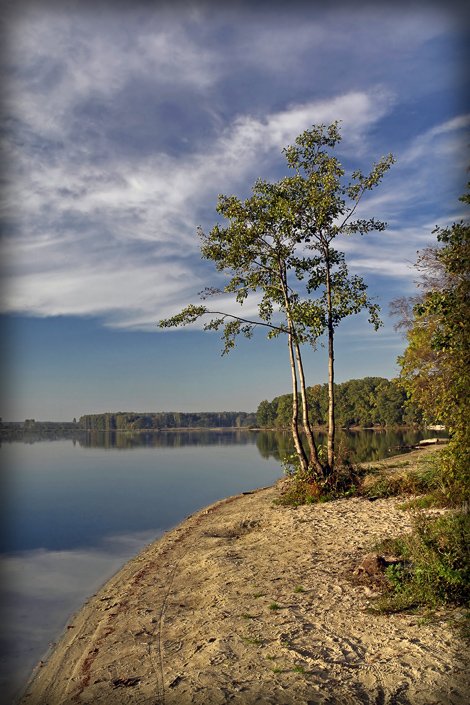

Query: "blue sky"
<box><xmin>1</xmin><ymin>1</ymin><xmax>469</xmax><ymax>421</ymax></box>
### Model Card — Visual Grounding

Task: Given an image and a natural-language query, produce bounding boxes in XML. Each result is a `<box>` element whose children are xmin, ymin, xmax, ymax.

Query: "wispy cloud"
<box><xmin>1</xmin><ymin>4</ymin><xmax>467</xmax><ymax>334</ymax></box>
<box><xmin>2</xmin><ymin>87</ymin><xmax>398</xmax><ymax>328</ymax></box>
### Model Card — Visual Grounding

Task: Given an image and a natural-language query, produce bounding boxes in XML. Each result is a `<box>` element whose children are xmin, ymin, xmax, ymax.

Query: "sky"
<box><xmin>1</xmin><ymin>0</ymin><xmax>469</xmax><ymax>421</ymax></box>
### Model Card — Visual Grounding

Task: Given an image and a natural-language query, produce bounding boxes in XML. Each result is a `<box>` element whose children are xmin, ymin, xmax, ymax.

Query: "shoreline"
<box><xmin>2</xmin><ymin>424</ymin><xmax>446</xmax><ymax>434</ymax></box>
<box><xmin>19</xmin><ymin>450</ymin><xmax>466</xmax><ymax>705</ymax></box>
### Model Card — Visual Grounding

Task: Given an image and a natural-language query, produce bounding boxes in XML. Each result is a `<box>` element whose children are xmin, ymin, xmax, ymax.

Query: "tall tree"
<box><xmin>282</xmin><ymin>123</ymin><xmax>394</xmax><ymax>468</ymax></box>
<box><xmin>160</xmin><ymin>123</ymin><xmax>394</xmax><ymax>481</ymax></box>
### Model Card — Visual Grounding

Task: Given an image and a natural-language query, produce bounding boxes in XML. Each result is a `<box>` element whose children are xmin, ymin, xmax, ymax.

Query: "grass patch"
<box><xmin>360</xmin><ymin>453</ymin><xmax>440</xmax><ymax>500</ymax></box>
<box><xmin>375</xmin><ymin>510</ymin><xmax>470</xmax><ymax>613</ymax></box>
<box><xmin>293</xmin><ymin>585</ymin><xmax>305</xmax><ymax>593</ymax></box>
<box><xmin>366</xmin><ymin>450</ymin><xmax>469</xmax><ymax>617</ymax></box>
<box><xmin>293</xmin><ymin>665</ymin><xmax>306</xmax><ymax>674</ymax></box>
<box><xmin>360</xmin><ymin>449</ymin><xmax>467</xmax><ymax>509</ymax></box>
<box><xmin>241</xmin><ymin>636</ymin><xmax>263</xmax><ymax>646</ymax></box>
<box><xmin>276</xmin><ymin>448</ymin><xmax>454</xmax><ymax>507</ymax></box>
<box><xmin>268</xmin><ymin>602</ymin><xmax>282</xmax><ymax>611</ymax></box>
<box><xmin>398</xmin><ymin>495</ymin><xmax>442</xmax><ymax>510</ymax></box>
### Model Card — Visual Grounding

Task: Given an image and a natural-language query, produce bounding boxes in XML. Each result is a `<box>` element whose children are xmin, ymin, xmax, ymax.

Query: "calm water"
<box><xmin>0</xmin><ymin>429</ymin><xmax>443</xmax><ymax>703</ymax></box>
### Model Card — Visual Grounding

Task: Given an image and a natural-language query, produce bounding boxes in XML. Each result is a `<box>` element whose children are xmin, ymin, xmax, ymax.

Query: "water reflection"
<box><xmin>1</xmin><ymin>434</ymin><xmax>284</xmax><ymax>701</ymax></box>
<box><xmin>79</xmin><ymin>429</ymin><xmax>258</xmax><ymax>449</ymax></box>
<box><xmin>2</xmin><ymin>427</ymin><xmax>447</xmax><ymax>458</ymax></box>
<box><xmin>255</xmin><ymin>428</ymin><xmax>447</xmax><ymax>463</ymax></box>
<box><xmin>0</xmin><ymin>529</ymin><xmax>161</xmax><ymax>704</ymax></box>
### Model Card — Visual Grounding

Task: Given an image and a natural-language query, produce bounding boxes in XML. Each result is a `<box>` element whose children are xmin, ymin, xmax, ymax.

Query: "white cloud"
<box><xmin>1</xmin><ymin>5</ymin><xmax>466</xmax><ymax>332</ymax></box>
<box><xmin>233</xmin><ymin>88</ymin><xmax>395</xmax><ymax>156</ymax></box>
<box><xmin>340</xmin><ymin>220</ymin><xmax>450</xmax><ymax>284</ymax></box>
<box><xmin>3</xmin><ymin>260</ymin><xmax>201</xmax><ymax>323</ymax></box>
<box><xmin>5</xmin><ymin>7</ymin><xmax>219</xmax><ymax>143</ymax></box>
<box><xmin>399</xmin><ymin>114</ymin><xmax>470</xmax><ymax>166</ymax></box>
<box><xmin>3</xmin><ymin>87</ymin><xmax>398</xmax><ymax>328</ymax></box>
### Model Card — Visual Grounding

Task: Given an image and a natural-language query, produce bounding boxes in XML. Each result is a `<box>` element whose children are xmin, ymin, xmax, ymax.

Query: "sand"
<box><xmin>20</xmin><ymin>450</ymin><xmax>469</xmax><ymax>705</ymax></box>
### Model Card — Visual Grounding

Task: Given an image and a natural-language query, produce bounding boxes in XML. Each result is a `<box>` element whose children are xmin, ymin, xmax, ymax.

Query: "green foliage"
<box><xmin>256</xmin><ymin>399</ymin><xmax>277</xmax><ymax>427</ymax></box>
<box><xmin>282</xmin><ymin>124</ymin><xmax>394</xmax><ymax>471</ymax></box>
<box><xmin>80</xmin><ymin>410</ymin><xmax>257</xmax><ymax>430</ymax></box>
<box><xmin>396</xmin><ymin>188</ymin><xmax>469</xmax><ymax>505</ymax></box>
<box><xmin>377</xmin><ymin>512</ymin><xmax>470</xmax><ymax>611</ymax></box>
<box><xmin>431</xmin><ymin>444</ymin><xmax>470</xmax><ymax>507</ymax></box>
<box><xmin>256</xmin><ymin>376</ymin><xmax>412</xmax><ymax>429</ymax></box>
<box><xmin>379</xmin><ymin>192</ymin><xmax>470</xmax><ymax>616</ymax></box>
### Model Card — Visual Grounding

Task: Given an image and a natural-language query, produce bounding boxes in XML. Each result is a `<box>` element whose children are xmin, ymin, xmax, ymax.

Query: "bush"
<box><xmin>276</xmin><ymin>450</ymin><xmax>362</xmax><ymax>506</ymax></box>
<box><xmin>377</xmin><ymin>510</ymin><xmax>470</xmax><ymax>611</ymax></box>
<box><xmin>433</xmin><ymin>440</ymin><xmax>470</xmax><ymax>507</ymax></box>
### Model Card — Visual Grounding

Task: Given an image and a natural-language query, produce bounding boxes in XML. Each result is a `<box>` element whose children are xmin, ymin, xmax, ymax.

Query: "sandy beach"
<box><xmin>20</xmin><ymin>450</ymin><xmax>468</xmax><ymax>705</ymax></box>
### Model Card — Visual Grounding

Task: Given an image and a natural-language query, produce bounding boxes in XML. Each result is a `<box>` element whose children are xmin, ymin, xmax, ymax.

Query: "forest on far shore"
<box><xmin>256</xmin><ymin>377</ymin><xmax>423</xmax><ymax>429</ymax></box>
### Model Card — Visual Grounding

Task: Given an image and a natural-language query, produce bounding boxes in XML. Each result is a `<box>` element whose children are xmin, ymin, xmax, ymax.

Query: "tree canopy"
<box><xmin>256</xmin><ymin>377</ymin><xmax>417</xmax><ymax>429</ymax></box>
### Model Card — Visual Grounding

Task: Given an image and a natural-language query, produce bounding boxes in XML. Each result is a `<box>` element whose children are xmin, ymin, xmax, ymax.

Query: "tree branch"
<box><xmin>205</xmin><ymin>310</ymin><xmax>289</xmax><ymax>334</ymax></box>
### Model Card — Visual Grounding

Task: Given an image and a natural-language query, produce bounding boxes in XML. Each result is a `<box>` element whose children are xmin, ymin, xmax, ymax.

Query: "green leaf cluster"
<box><xmin>80</xmin><ymin>411</ymin><xmax>256</xmax><ymax>430</ymax></box>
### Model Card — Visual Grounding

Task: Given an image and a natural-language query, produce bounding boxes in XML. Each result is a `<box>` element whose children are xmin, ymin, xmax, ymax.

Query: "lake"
<box><xmin>0</xmin><ymin>428</ymin><xmax>443</xmax><ymax>702</ymax></box>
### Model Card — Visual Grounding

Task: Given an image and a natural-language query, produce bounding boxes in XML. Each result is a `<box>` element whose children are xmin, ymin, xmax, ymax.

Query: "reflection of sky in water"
<box><xmin>1</xmin><ymin>436</ymin><xmax>283</xmax><ymax>703</ymax></box>
<box><xmin>1</xmin><ymin>439</ymin><xmax>282</xmax><ymax>553</ymax></box>
<box><xmin>0</xmin><ymin>528</ymin><xmax>162</xmax><ymax>703</ymax></box>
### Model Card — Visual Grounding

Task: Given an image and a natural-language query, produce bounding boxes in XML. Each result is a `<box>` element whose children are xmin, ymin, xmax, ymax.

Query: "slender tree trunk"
<box><xmin>325</xmin><ymin>254</ymin><xmax>335</xmax><ymax>473</ymax></box>
<box><xmin>277</xmin><ymin>258</ymin><xmax>308</xmax><ymax>473</ymax></box>
<box><xmin>293</xmin><ymin>337</ymin><xmax>324</xmax><ymax>477</ymax></box>
<box><xmin>287</xmin><ymin>328</ymin><xmax>308</xmax><ymax>473</ymax></box>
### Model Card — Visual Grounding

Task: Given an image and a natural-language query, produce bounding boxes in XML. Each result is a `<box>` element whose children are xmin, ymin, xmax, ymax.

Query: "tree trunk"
<box><xmin>277</xmin><ymin>259</ymin><xmax>308</xmax><ymax>472</ymax></box>
<box><xmin>325</xmin><ymin>255</ymin><xmax>335</xmax><ymax>473</ymax></box>
<box><xmin>287</xmin><ymin>328</ymin><xmax>309</xmax><ymax>473</ymax></box>
<box><xmin>293</xmin><ymin>337</ymin><xmax>325</xmax><ymax>477</ymax></box>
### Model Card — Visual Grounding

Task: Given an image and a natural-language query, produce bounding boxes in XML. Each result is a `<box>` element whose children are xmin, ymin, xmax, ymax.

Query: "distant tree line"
<box><xmin>0</xmin><ymin>419</ymin><xmax>79</xmax><ymax>432</ymax></box>
<box><xmin>79</xmin><ymin>411</ymin><xmax>257</xmax><ymax>431</ymax></box>
<box><xmin>256</xmin><ymin>377</ymin><xmax>422</xmax><ymax>429</ymax></box>
<box><xmin>0</xmin><ymin>419</ymin><xmax>81</xmax><ymax>441</ymax></box>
